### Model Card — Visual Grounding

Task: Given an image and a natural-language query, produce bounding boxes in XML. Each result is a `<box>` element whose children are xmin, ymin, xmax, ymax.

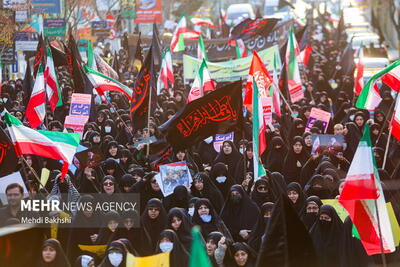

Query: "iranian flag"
<box><xmin>4</xmin><ymin>113</ymin><xmax>80</xmax><ymax>178</ymax></box>
<box><xmin>26</xmin><ymin>63</ymin><xmax>46</xmax><ymax>129</ymax></box>
<box><xmin>187</xmin><ymin>59</ymin><xmax>215</xmax><ymax>103</ymax></box>
<box><xmin>235</xmin><ymin>39</ymin><xmax>247</xmax><ymax>59</ymax></box>
<box><xmin>171</xmin><ymin>16</ymin><xmax>187</xmax><ymax>52</ymax></box>
<box><xmin>191</xmin><ymin>17</ymin><xmax>215</xmax><ymax>28</ymax></box>
<box><xmin>354</xmin><ymin>45</ymin><xmax>364</xmax><ymax>96</ymax></box>
<box><xmin>252</xmin><ymin>77</ymin><xmax>267</xmax><ymax>180</ymax></box>
<box><xmin>244</xmin><ymin>50</ymin><xmax>273</xmax><ymax>112</ymax></box>
<box><xmin>84</xmin><ymin>65</ymin><xmax>133</xmax><ymax>101</ymax></box>
<box><xmin>44</xmin><ymin>46</ymin><xmax>62</xmax><ymax>111</ymax></box>
<box><xmin>339</xmin><ymin>124</ymin><xmax>395</xmax><ymax>255</ymax></box>
<box><xmin>285</xmin><ymin>26</ymin><xmax>304</xmax><ymax>103</ymax></box>
<box><xmin>390</xmin><ymin>96</ymin><xmax>400</xmax><ymax>141</ymax></box>
<box><xmin>197</xmin><ymin>35</ymin><xmax>208</xmax><ymax>61</ymax></box>
<box><xmin>380</xmin><ymin>61</ymin><xmax>400</xmax><ymax>92</ymax></box>
<box><xmin>270</xmin><ymin>53</ymin><xmax>282</xmax><ymax>117</ymax></box>
<box><xmin>157</xmin><ymin>48</ymin><xmax>174</xmax><ymax>95</ymax></box>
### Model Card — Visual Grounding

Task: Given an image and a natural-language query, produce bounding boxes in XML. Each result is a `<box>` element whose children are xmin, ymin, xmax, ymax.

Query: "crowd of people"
<box><xmin>1</xmin><ymin>9</ymin><xmax>400</xmax><ymax>267</ymax></box>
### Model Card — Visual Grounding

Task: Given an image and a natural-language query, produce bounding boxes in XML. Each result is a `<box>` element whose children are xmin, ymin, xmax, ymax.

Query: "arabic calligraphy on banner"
<box><xmin>176</xmin><ymin>95</ymin><xmax>238</xmax><ymax>137</ymax></box>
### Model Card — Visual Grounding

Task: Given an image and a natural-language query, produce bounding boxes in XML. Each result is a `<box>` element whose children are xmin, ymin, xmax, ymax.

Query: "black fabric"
<box><xmin>191</xmin><ymin>172</ymin><xmax>224</xmax><ymax>213</ymax></box>
<box><xmin>22</xmin><ymin>60</ymin><xmax>33</xmax><ymax>107</ymax></box>
<box><xmin>164</xmin><ymin>81</ymin><xmax>243</xmax><ymax>149</ymax></box>
<box><xmin>213</xmin><ymin>141</ymin><xmax>243</xmax><ymax>183</ymax></box>
<box><xmin>98</xmin><ymin>240</ymin><xmax>128</xmax><ymax>267</ymax></box>
<box><xmin>283</xmin><ymin>136</ymin><xmax>310</xmax><ymax>183</ymax></box>
<box><xmin>265</xmin><ymin>136</ymin><xmax>287</xmax><ymax>173</ymax></box>
<box><xmin>301</xmin><ymin>196</ymin><xmax>323</xmax><ymax>230</ymax></box>
<box><xmin>230</xmin><ymin>18</ymin><xmax>279</xmax><ymax>41</ymax></box>
<box><xmin>304</xmin><ymin>174</ymin><xmax>333</xmax><ymax>199</ymax></box>
<box><xmin>140</xmin><ymin>198</ymin><xmax>167</xmax><ymax>256</ymax></box>
<box><xmin>163</xmin><ymin>185</ymin><xmax>191</xmax><ymax>212</ymax></box>
<box><xmin>248</xmin><ymin>202</ymin><xmax>274</xmax><ymax>251</ymax></box>
<box><xmin>167</xmin><ymin>207</ymin><xmax>193</xmax><ymax>251</ymax></box>
<box><xmin>209</xmin><ymin>162</ymin><xmax>235</xmax><ymax>199</ymax></box>
<box><xmin>0</xmin><ymin>127</ymin><xmax>18</xmax><ymax>177</ymax></box>
<box><xmin>191</xmin><ymin>198</ymin><xmax>233</xmax><ymax>243</ymax></box>
<box><xmin>225</xmin><ymin>242</ymin><xmax>257</xmax><ymax>267</ymax></box>
<box><xmin>220</xmin><ymin>185</ymin><xmax>260</xmax><ymax>242</ymax></box>
<box><xmin>250</xmin><ymin>178</ymin><xmax>273</xmax><ymax>208</ymax></box>
<box><xmin>36</xmin><ymin>239</ymin><xmax>71</xmax><ymax>267</ymax></box>
<box><xmin>310</xmin><ymin>204</ymin><xmax>344</xmax><ymax>267</ymax></box>
<box><xmin>287</xmin><ymin>182</ymin><xmax>306</xmax><ymax>215</ymax></box>
<box><xmin>255</xmin><ymin>194</ymin><xmax>317</xmax><ymax>267</ymax></box>
<box><xmin>155</xmin><ymin>229</ymin><xmax>189</xmax><ymax>267</ymax></box>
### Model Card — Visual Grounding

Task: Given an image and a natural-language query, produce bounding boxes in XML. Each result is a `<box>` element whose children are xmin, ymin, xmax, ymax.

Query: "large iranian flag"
<box><xmin>157</xmin><ymin>48</ymin><xmax>174</xmax><ymax>95</ymax></box>
<box><xmin>4</xmin><ymin>113</ymin><xmax>80</xmax><ymax>178</ymax></box>
<box><xmin>171</xmin><ymin>16</ymin><xmax>187</xmax><ymax>52</ymax></box>
<box><xmin>44</xmin><ymin>46</ymin><xmax>62</xmax><ymax>111</ymax></box>
<box><xmin>191</xmin><ymin>17</ymin><xmax>215</xmax><ymax>28</ymax></box>
<box><xmin>84</xmin><ymin>65</ymin><xmax>133</xmax><ymax>101</ymax></box>
<box><xmin>285</xmin><ymin>26</ymin><xmax>304</xmax><ymax>103</ymax></box>
<box><xmin>26</xmin><ymin>64</ymin><xmax>46</xmax><ymax>129</ymax></box>
<box><xmin>357</xmin><ymin>60</ymin><xmax>400</xmax><ymax>110</ymax></box>
<box><xmin>390</xmin><ymin>96</ymin><xmax>400</xmax><ymax>141</ymax></box>
<box><xmin>187</xmin><ymin>59</ymin><xmax>215</xmax><ymax>103</ymax></box>
<box><xmin>339</xmin><ymin>124</ymin><xmax>395</xmax><ymax>255</ymax></box>
<box><xmin>197</xmin><ymin>35</ymin><xmax>208</xmax><ymax>61</ymax></box>
<box><xmin>354</xmin><ymin>45</ymin><xmax>364</xmax><ymax>97</ymax></box>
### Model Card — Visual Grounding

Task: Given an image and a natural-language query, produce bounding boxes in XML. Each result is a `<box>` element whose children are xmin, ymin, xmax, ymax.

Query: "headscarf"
<box><xmin>225</xmin><ymin>242</ymin><xmax>257</xmax><ymax>267</ymax></box>
<box><xmin>155</xmin><ymin>229</ymin><xmax>189</xmax><ymax>267</ymax></box>
<box><xmin>49</xmin><ymin>174</ymin><xmax>80</xmax><ymax>216</ymax></box>
<box><xmin>220</xmin><ymin>185</ymin><xmax>260</xmax><ymax>241</ymax></box>
<box><xmin>167</xmin><ymin>207</ymin><xmax>193</xmax><ymax>251</ymax></box>
<box><xmin>74</xmin><ymin>255</ymin><xmax>93</xmax><ymax>267</ymax></box>
<box><xmin>213</xmin><ymin>141</ymin><xmax>243</xmax><ymax>183</ymax></box>
<box><xmin>248</xmin><ymin>202</ymin><xmax>274</xmax><ymax>251</ymax></box>
<box><xmin>310</xmin><ymin>204</ymin><xmax>344</xmax><ymax>267</ymax></box>
<box><xmin>301</xmin><ymin>196</ymin><xmax>323</xmax><ymax>229</ymax></box>
<box><xmin>37</xmin><ymin>239</ymin><xmax>71</xmax><ymax>267</ymax></box>
<box><xmin>265</xmin><ymin>136</ymin><xmax>287</xmax><ymax>173</ymax></box>
<box><xmin>283</xmin><ymin>136</ymin><xmax>310</xmax><ymax>184</ymax></box>
<box><xmin>191</xmin><ymin>172</ymin><xmax>224</xmax><ymax>213</ymax></box>
<box><xmin>163</xmin><ymin>185</ymin><xmax>190</xmax><ymax>212</ymax></box>
<box><xmin>304</xmin><ymin>174</ymin><xmax>332</xmax><ymax>199</ymax></box>
<box><xmin>98</xmin><ymin>240</ymin><xmax>128</xmax><ymax>267</ymax></box>
<box><xmin>286</xmin><ymin>182</ymin><xmax>306</xmax><ymax>215</ymax></box>
<box><xmin>250</xmin><ymin>178</ymin><xmax>273</xmax><ymax>208</ymax></box>
<box><xmin>209</xmin><ymin>162</ymin><xmax>234</xmax><ymax>198</ymax></box>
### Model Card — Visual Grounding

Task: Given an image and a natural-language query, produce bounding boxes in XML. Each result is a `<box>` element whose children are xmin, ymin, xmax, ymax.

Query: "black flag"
<box><xmin>0</xmin><ymin>127</ymin><xmax>18</xmax><ymax>177</ymax></box>
<box><xmin>33</xmin><ymin>34</ymin><xmax>45</xmax><ymax>77</ymax></box>
<box><xmin>230</xmin><ymin>18</ymin><xmax>279</xmax><ymax>40</ymax></box>
<box><xmin>130</xmin><ymin>44</ymin><xmax>157</xmax><ymax>130</ymax></box>
<box><xmin>22</xmin><ymin>60</ymin><xmax>33</xmax><ymax>107</ymax></box>
<box><xmin>133</xmin><ymin>32</ymin><xmax>143</xmax><ymax>69</ymax></box>
<box><xmin>256</xmin><ymin>193</ymin><xmax>318</xmax><ymax>267</ymax></box>
<box><xmin>65</xmin><ymin>35</ymin><xmax>86</xmax><ymax>94</ymax></box>
<box><xmin>164</xmin><ymin>81</ymin><xmax>243</xmax><ymax>149</ymax></box>
<box><xmin>152</xmin><ymin>23</ymin><xmax>162</xmax><ymax>68</ymax></box>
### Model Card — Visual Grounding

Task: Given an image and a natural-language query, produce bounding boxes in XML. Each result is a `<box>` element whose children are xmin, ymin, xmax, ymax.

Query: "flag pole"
<box><xmin>20</xmin><ymin>156</ymin><xmax>49</xmax><ymax>194</ymax></box>
<box><xmin>146</xmin><ymin>82</ymin><xmax>153</xmax><ymax>157</ymax></box>
<box><xmin>382</xmin><ymin>123</ymin><xmax>393</xmax><ymax>170</ymax></box>
<box><xmin>375</xmin><ymin>92</ymin><xmax>398</xmax><ymax>146</ymax></box>
<box><xmin>278</xmin><ymin>89</ymin><xmax>294</xmax><ymax>115</ymax></box>
<box><xmin>374</xmin><ymin>197</ymin><xmax>388</xmax><ymax>267</ymax></box>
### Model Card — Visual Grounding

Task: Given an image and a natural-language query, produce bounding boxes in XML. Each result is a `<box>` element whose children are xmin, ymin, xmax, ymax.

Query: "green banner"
<box><xmin>44</xmin><ymin>26</ymin><xmax>66</xmax><ymax>37</ymax></box>
<box><xmin>183</xmin><ymin>45</ymin><xmax>281</xmax><ymax>83</ymax></box>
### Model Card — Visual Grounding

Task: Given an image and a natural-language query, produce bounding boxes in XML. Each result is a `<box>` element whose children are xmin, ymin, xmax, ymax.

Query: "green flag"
<box><xmin>189</xmin><ymin>226</ymin><xmax>212</xmax><ymax>267</ymax></box>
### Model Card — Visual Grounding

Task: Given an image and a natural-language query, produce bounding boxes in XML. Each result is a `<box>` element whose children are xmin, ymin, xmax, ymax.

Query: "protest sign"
<box><xmin>69</xmin><ymin>93</ymin><xmax>92</xmax><ymax>117</ymax></box>
<box><xmin>156</xmin><ymin>161</ymin><xmax>193</xmax><ymax>197</ymax></box>
<box><xmin>311</xmin><ymin>134</ymin><xmax>346</xmax><ymax>155</ymax></box>
<box><xmin>32</xmin><ymin>0</ymin><xmax>61</xmax><ymax>14</ymax></box>
<box><xmin>134</xmin><ymin>0</ymin><xmax>162</xmax><ymax>23</ymax></box>
<box><xmin>183</xmin><ymin>45</ymin><xmax>281</xmax><ymax>83</ymax></box>
<box><xmin>64</xmin><ymin>116</ymin><xmax>88</xmax><ymax>137</ymax></box>
<box><xmin>43</xmin><ymin>19</ymin><xmax>66</xmax><ymax>37</ymax></box>
<box><xmin>306</xmin><ymin>108</ymin><xmax>331</xmax><ymax>133</ymax></box>
<box><xmin>0</xmin><ymin>172</ymin><xmax>29</xmax><ymax>205</ymax></box>
<box><xmin>213</xmin><ymin>132</ymin><xmax>234</xmax><ymax>152</ymax></box>
<box><xmin>261</xmin><ymin>97</ymin><xmax>273</xmax><ymax>126</ymax></box>
<box><xmin>133</xmin><ymin>136</ymin><xmax>157</xmax><ymax>148</ymax></box>
<box><xmin>74</xmin><ymin>147</ymin><xmax>104</xmax><ymax>169</ymax></box>
<box><xmin>15</xmin><ymin>32</ymin><xmax>39</xmax><ymax>51</ymax></box>
<box><xmin>0</xmin><ymin>9</ymin><xmax>16</xmax><ymax>63</ymax></box>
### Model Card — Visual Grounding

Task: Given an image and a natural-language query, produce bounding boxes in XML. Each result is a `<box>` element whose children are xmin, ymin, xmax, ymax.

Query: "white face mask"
<box><xmin>81</xmin><ymin>255</ymin><xmax>93</xmax><ymax>267</ymax></box>
<box><xmin>188</xmin><ymin>207</ymin><xmax>195</xmax><ymax>216</ymax></box>
<box><xmin>108</xmin><ymin>252</ymin><xmax>123</xmax><ymax>267</ymax></box>
<box><xmin>239</xmin><ymin>148</ymin><xmax>244</xmax><ymax>154</ymax></box>
<box><xmin>204</xmin><ymin>136</ymin><xmax>213</xmax><ymax>144</ymax></box>
<box><xmin>105</xmin><ymin>126</ymin><xmax>112</xmax><ymax>133</ymax></box>
<box><xmin>159</xmin><ymin>242</ymin><xmax>174</xmax><ymax>252</ymax></box>
<box><xmin>349</xmin><ymin>114</ymin><xmax>355</xmax><ymax>121</ymax></box>
<box><xmin>216</xmin><ymin>176</ymin><xmax>227</xmax><ymax>183</ymax></box>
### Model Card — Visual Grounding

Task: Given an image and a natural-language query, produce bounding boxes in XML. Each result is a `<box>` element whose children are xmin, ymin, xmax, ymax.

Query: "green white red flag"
<box><xmin>171</xmin><ymin>16</ymin><xmax>187</xmax><ymax>52</ymax></box>
<box><xmin>235</xmin><ymin>39</ymin><xmax>247</xmax><ymax>59</ymax></box>
<box><xmin>187</xmin><ymin>59</ymin><xmax>215</xmax><ymax>103</ymax></box>
<box><xmin>197</xmin><ymin>35</ymin><xmax>208</xmax><ymax>61</ymax></box>
<box><xmin>270</xmin><ymin>53</ymin><xmax>282</xmax><ymax>117</ymax></box>
<box><xmin>84</xmin><ymin>65</ymin><xmax>133</xmax><ymax>101</ymax></box>
<box><xmin>87</xmin><ymin>40</ymin><xmax>98</xmax><ymax>71</ymax></box>
<box><xmin>157</xmin><ymin>48</ymin><xmax>174</xmax><ymax>95</ymax></box>
<box><xmin>191</xmin><ymin>17</ymin><xmax>215</xmax><ymax>28</ymax></box>
<box><xmin>26</xmin><ymin>63</ymin><xmax>46</xmax><ymax>129</ymax></box>
<box><xmin>354</xmin><ymin>44</ymin><xmax>364</xmax><ymax>96</ymax></box>
<box><xmin>285</xmin><ymin>26</ymin><xmax>304</xmax><ymax>103</ymax></box>
<box><xmin>44</xmin><ymin>46</ymin><xmax>62</xmax><ymax>111</ymax></box>
<box><xmin>4</xmin><ymin>113</ymin><xmax>80</xmax><ymax>179</ymax></box>
<box><xmin>390</xmin><ymin>96</ymin><xmax>400</xmax><ymax>141</ymax></box>
<box><xmin>339</xmin><ymin>124</ymin><xmax>395</xmax><ymax>255</ymax></box>
<box><xmin>356</xmin><ymin>61</ymin><xmax>400</xmax><ymax>110</ymax></box>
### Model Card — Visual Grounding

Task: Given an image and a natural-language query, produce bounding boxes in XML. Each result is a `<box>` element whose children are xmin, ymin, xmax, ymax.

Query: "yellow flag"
<box><xmin>387</xmin><ymin>202</ymin><xmax>400</xmax><ymax>246</ymax></box>
<box><xmin>322</xmin><ymin>199</ymin><xmax>349</xmax><ymax>222</ymax></box>
<box><xmin>78</xmin><ymin>244</ymin><xmax>107</xmax><ymax>256</ymax></box>
<box><xmin>126</xmin><ymin>252</ymin><xmax>170</xmax><ymax>267</ymax></box>
<box><xmin>40</xmin><ymin>168</ymin><xmax>50</xmax><ymax>188</ymax></box>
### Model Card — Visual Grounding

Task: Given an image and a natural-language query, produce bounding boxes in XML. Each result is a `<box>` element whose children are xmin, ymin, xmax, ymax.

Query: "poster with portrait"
<box><xmin>306</xmin><ymin>107</ymin><xmax>331</xmax><ymax>133</ymax></box>
<box><xmin>311</xmin><ymin>134</ymin><xmax>346</xmax><ymax>156</ymax></box>
<box><xmin>134</xmin><ymin>0</ymin><xmax>162</xmax><ymax>23</ymax></box>
<box><xmin>156</xmin><ymin>161</ymin><xmax>192</xmax><ymax>197</ymax></box>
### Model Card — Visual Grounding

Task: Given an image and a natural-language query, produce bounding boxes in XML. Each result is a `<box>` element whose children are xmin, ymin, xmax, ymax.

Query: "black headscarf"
<box><xmin>304</xmin><ymin>174</ymin><xmax>332</xmax><ymax>199</ymax></box>
<box><xmin>167</xmin><ymin>207</ymin><xmax>193</xmax><ymax>251</ymax></box>
<box><xmin>155</xmin><ymin>229</ymin><xmax>189</xmax><ymax>267</ymax></box>
<box><xmin>130</xmin><ymin>172</ymin><xmax>164</xmax><ymax>214</ymax></box>
<box><xmin>140</xmin><ymin>198</ymin><xmax>167</xmax><ymax>256</ymax></box>
<box><xmin>192</xmin><ymin>198</ymin><xmax>233</xmax><ymax>243</ymax></box>
<box><xmin>283</xmin><ymin>136</ymin><xmax>310</xmax><ymax>184</ymax></box>
<box><xmin>310</xmin><ymin>204</ymin><xmax>344</xmax><ymax>267</ymax></box>
<box><xmin>286</xmin><ymin>182</ymin><xmax>306</xmax><ymax>215</ymax></box>
<box><xmin>248</xmin><ymin>202</ymin><xmax>274</xmax><ymax>251</ymax></box>
<box><xmin>225</xmin><ymin>242</ymin><xmax>257</xmax><ymax>267</ymax></box>
<box><xmin>163</xmin><ymin>185</ymin><xmax>191</xmax><ymax>212</ymax></box>
<box><xmin>250</xmin><ymin>178</ymin><xmax>273</xmax><ymax>208</ymax></box>
<box><xmin>213</xmin><ymin>141</ymin><xmax>243</xmax><ymax>183</ymax></box>
<box><xmin>98</xmin><ymin>240</ymin><xmax>128</xmax><ymax>267</ymax></box>
<box><xmin>191</xmin><ymin>172</ymin><xmax>224</xmax><ymax>213</ymax></box>
<box><xmin>220</xmin><ymin>185</ymin><xmax>260</xmax><ymax>242</ymax></box>
<box><xmin>209</xmin><ymin>162</ymin><xmax>234</xmax><ymax>198</ymax></box>
<box><xmin>301</xmin><ymin>196</ymin><xmax>323</xmax><ymax>230</ymax></box>
<box><xmin>265</xmin><ymin>136</ymin><xmax>287</xmax><ymax>173</ymax></box>
<box><xmin>36</xmin><ymin>239</ymin><xmax>71</xmax><ymax>267</ymax></box>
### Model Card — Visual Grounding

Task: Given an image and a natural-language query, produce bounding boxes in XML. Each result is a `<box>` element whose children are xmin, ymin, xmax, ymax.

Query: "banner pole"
<box><xmin>20</xmin><ymin>156</ymin><xmax>49</xmax><ymax>194</ymax></box>
<box><xmin>146</xmin><ymin>83</ymin><xmax>153</xmax><ymax>157</ymax></box>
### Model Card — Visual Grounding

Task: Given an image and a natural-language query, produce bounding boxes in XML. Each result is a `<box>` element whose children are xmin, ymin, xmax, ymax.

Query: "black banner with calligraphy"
<box><xmin>130</xmin><ymin>44</ymin><xmax>157</xmax><ymax>130</ymax></box>
<box><xmin>0</xmin><ymin>9</ymin><xmax>16</xmax><ymax>63</ymax></box>
<box><xmin>0</xmin><ymin>127</ymin><xmax>18</xmax><ymax>177</ymax></box>
<box><xmin>230</xmin><ymin>18</ymin><xmax>279</xmax><ymax>41</ymax></box>
<box><xmin>165</xmin><ymin>81</ymin><xmax>243</xmax><ymax>149</ymax></box>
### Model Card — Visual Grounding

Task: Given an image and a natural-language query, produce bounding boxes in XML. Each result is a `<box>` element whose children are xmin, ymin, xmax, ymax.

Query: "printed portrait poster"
<box><xmin>74</xmin><ymin>147</ymin><xmax>104</xmax><ymax>169</ymax></box>
<box><xmin>213</xmin><ymin>132</ymin><xmax>234</xmax><ymax>153</ymax></box>
<box><xmin>311</xmin><ymin>134</ymin><xmax>346</xmax><ymax>156</ymax></box>
<box><xmin>306</xmin><ymin>107</ymin><xmax>331</xmax><ymax>133</ymax></box>
<box><xmin>156</xmin><ymin>161</ymin><xmax>193</xmax><ymax>197</ymax></box>
<box><xmin>0</xmin><ymin>172</ymin><xmax>29</xmax><ymax>205</ymax></box>
<box><xmin>134</xmin><ymin>0</ymin><xmax>162</xmax><ymax>23</ymax></box>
